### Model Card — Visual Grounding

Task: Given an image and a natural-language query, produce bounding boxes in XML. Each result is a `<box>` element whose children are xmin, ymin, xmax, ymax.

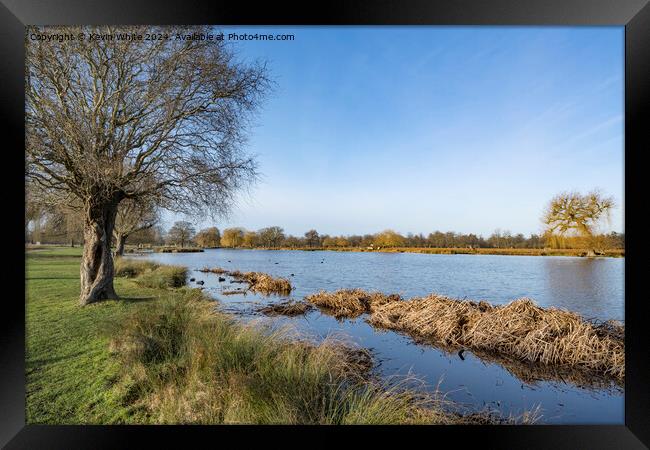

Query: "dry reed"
<box><xmin>199</xmin><ymin>267</ymin><xmax>293</xmax><ymax>295</ymax></box>
<box><xmin>307</xmin><ymin>289</ymin><xmax>624</xmax><ymax>383</ymax></box>
<box><xmin>305</xmin><ymin>289</ymin><xmax>401</xmax><ymax>318</ymax></box>
<box><xmin>237</xmin><ymin>272</ymin><xmax>293</xmax><ymax>295</ymax></box>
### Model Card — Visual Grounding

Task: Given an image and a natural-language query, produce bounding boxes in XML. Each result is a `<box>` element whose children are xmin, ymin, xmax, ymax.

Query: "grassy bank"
<box><xmin>27</xmin><ymin>247</ymin><xmax>522</xmax><ymax>424</ymax></box>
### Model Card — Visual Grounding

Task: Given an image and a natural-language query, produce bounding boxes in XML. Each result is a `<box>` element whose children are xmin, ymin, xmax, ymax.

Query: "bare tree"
<box><xmin>542</xmin><ymin>190</ymin><xmax>615</xmax><ymax>255</ymax></box>
<box><xmin>304</xmin><ymin>229</ymin><xmax>320</xmax><ymax>248</ymax></box>
<box><xmin>258</xmin><ymin>226</ymin><xmax>285</xmax><ymax>247</ymax></box>
<box><xmin>26</xmin><ymin>26</ymin><xmax>270</xmax><ymax>304</ymax></box>
<box><xmin>113</xmin><ymin>198</ymin><xmax>159</xmax><ymax>256</ymax></box>
<box><xmin>167</xmin><ymin>221</ymin><xmax>196</xmax><ymax>248</ymax></box>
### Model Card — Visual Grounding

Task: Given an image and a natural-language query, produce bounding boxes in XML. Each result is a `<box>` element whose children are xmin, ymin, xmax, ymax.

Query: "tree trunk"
<box><xmin>115</xmin><ymin>233</ymin><xmax>127</xmax><ymax>256</ymax></box>
<box><xmin>80</xmin><ymin>202</ymin><xmax>119</xmax><ymax>305</ymax></box>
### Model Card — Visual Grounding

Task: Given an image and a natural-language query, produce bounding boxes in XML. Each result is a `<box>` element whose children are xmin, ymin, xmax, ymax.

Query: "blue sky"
<box><xmin>165</xmin><ymin>26</ymin><xmax>624</xmax><ymax>237</ymax></box>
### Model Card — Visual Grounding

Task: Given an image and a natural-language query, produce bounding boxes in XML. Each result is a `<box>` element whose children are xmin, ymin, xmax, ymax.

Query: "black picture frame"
<box><xmin>1</xmin><ymin>0</ymin><xmax>648</xmax><ymax>448</ymax></box>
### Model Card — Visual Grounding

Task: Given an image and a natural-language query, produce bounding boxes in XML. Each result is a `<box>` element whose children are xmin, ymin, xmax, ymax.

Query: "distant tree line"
<box><xmin>26</xmin><ymin>215</ymin><xmax>625</xmax><ymax>251</ymax></box>
<box><xmin>215</xmin><ymin>227</ymin><xmax>623</xmax><ymax>250</ymax></box>
<box><xmin>26</xmin><ymin>189</ymin><xmax>624</xmax><ymax>254</ymax></box>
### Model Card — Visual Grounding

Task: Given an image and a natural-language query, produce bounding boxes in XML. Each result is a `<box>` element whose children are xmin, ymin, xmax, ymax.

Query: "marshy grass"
<box><xmin>258</xmin><ymin>300</ymin><xmax>313</xmax><ymax>317</ymax></box>
<box><xmin>239</xmin><ymin>272</ymin><xmax>293</xmax><ymax>295</ymax></box>
<box><xmin>200</xmin><ymin>267</ymin><xmax>293</xmax><ymax>295</ymax></box>
<box><xmin>307</xmin><ymin>289</ymin><xmax>624</xmax><ymax>383</ymax></box>
<box><xmin>305</xmin><ymin>289</ymin><xmax>401</xmax><ymax>319</ymax></box>
<box><xmin>105</xmin><ymin>290</ymin><xmax>510</xmax><ymax>424</ymax></box>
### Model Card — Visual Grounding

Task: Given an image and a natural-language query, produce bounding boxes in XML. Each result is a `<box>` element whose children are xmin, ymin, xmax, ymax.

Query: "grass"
<box><xmin>306</xmin><ymin>289</ymin><xmax>624</xmax><ymax>384</ymax></box>
<box><xmin>115</xmin><ymin>258</ymin><xmax>187</xmax><ymax>288</ymax></box>
<box><xmin>27</xmin><ymin>246</ymin><xmax>526</xmax><ymax>424</ymax></box>
<box><xmin>114</xmin><ymin>258</ymin><xmax>159</xmax><ymax>278</ymax></box>
<box><xmin>26</xmin><ymin>247</ymin><xmax>166</xmax><ymax>423</ymax></box>
<box><xmin>135</xmin><ymin>265</ymin><xmax>188</xmax><ymax>289</ymax></box>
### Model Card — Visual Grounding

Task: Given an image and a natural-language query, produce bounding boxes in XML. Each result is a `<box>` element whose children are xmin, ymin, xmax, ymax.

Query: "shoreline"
<box><xmin>28</xmin><ymin>243</ymin><xmax>625</xmax><ymax>258</ymax></box>
<box><xmin>182</xmin><ymin>246</ymin><xmax>625</xmax><ymax>258</ymax></box>
<box><xmin>27</xmin><ymin>247</ymin><xmax>531</xmax><ymax>425</ymax></box>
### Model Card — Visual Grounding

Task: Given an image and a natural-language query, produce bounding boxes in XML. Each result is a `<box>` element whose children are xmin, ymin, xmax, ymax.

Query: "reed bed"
<box><xmin>199</xmin><ymin>267</ymin><xmax>293</xmax><ymax>295</ymax></box>
<box><xmin>306</xmin><ymin>289</ymin><xmax>624</xmax><ymax>382</ymax></box>
<box><xmin>371</xmin><ymin>295</ymin><xmax>624</xmax><ymax>382</ymax></box>
<box><xmin>305</xmin><ymin>289</ymin><xmax>401</xmax><ymax>318</ymax></box>
<box><xmin>239</xmin><ymin>272</ymin><xmax>293</xmax><ymax>295</ymax></box>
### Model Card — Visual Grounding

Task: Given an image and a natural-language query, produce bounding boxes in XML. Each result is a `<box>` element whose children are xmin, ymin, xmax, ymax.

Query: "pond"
<box><xmin>133</xmin><ymin>249</ymin><xmax>625</xmax><ymax>424</ymax></box>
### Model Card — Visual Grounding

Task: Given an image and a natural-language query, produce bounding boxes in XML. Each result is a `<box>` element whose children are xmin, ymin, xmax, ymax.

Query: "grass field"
<box><xmin>27</xmin><ymin>246</ymin><xmax>521</xmax><ymax>424</ymax></box>
<box><xmin>26</xmin><ymin>246</ymin><xmax>169</xmax><ymax>423</ymax></box>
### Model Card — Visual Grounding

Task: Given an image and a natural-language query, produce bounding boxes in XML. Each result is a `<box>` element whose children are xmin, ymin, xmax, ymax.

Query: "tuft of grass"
<box><xmin>114</xmin><ymin>259</ymin><xmax>160</xmax><ymax>278</ymax></box>
<box><xmin>135</xmin><ymin>265</ymin><xmax>188</xmax><ymax>289</ymax></box>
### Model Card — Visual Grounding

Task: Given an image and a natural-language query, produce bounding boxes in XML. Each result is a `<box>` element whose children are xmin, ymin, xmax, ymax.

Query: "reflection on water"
<box><xmin>543</xmin><ymin>258</ymin><xmax>624</xmax><ymax>322</ymax></box>
<box><xmin>132</xmin><ymin>249</ymin><xmax>624</xmax><ymax>424</ymax></box>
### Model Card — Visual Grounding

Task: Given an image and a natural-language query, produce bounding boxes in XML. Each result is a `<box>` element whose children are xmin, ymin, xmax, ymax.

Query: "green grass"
<box><xmin>26</xmin><ymin>247</ymin><xmax>168</xmax><ymax>423</ymax></box>
<box><xmin>26</xmin><ymin>246</ymin><xmax>532</xmax><ymax>424</ymax></box>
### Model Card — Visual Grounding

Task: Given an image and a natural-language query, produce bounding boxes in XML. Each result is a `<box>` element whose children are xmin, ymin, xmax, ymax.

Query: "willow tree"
<box><xmin>195</xmin><ymin>227</ymin><xmax>221</xmax><ymax>248</ymax></box>
<box><xmin>26</xmin><ymin>26</ymin><xmax>269</xmax><ymax>305</ymax></box>
<box><xmin>542</xmin><ymin>190</ymin><xmax>615</xmax><ymax>255</ymax></box>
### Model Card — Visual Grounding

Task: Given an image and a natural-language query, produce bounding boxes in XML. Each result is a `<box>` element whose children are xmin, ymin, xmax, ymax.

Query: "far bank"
<box><xmin>124</xmin><ymin>245</ymin><xmax>625</xmax><ymax>258</ymax></box>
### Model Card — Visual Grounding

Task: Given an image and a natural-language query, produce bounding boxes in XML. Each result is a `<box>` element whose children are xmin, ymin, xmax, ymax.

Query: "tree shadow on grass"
<box><xmin>27</xmin><ymin>350</ymin><xmax>88</xmax><ymax>369</ymax></box>
<box><xmin>27</xmin><ymin>276</ymin><xmax>80</xmax><ymax>280</ymax></box>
